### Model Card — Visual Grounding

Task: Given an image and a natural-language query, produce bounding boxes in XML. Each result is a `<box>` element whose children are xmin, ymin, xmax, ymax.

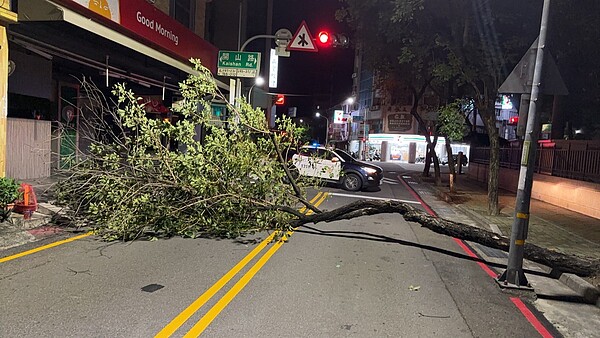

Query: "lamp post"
<box><xmin>343</xmin><ymin>96</ymin><xmax>355</xmax><ymax>143</ymax></box>
<box><xmin>315</xmin><ymin>112</ymin><xmax>329</xmax><ymax>146</ymax></box>
<box><xmin>345</xmin><ymin>97</ymin><xmax>355</xmax><ymax>110</ymax></box>
<box><xmin>248</xmin><ymin>76</ymin><xmax>265</xmax><ymax>107</ymax></box>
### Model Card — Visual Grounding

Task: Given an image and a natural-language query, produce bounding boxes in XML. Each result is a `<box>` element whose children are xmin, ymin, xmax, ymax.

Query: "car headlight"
<box><xmin>363</xmin><ymin>167</ymin><xmax>378</xmax><ymax>174</ymax></box>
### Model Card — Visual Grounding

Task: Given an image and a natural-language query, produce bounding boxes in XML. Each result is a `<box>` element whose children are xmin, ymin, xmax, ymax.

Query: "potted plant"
<box><xmin>0</xmin><ymin>177</ymin><xmax>21</xmax><ymax>222</ymax></box>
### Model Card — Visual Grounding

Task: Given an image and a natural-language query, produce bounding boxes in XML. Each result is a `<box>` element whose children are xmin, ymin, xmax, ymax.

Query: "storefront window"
<box><xmin>170</xmin><ymin>0</ymin><xmax>195</xmax><ymax>30</ymax></box>
<box><xmin>8</xmin><ymin>93</ymin><xmax>53</xmax><ymax>121</ymax></box>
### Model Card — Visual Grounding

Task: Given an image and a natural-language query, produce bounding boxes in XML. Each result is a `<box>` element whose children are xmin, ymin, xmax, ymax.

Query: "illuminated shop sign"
<box><xmin>66</xmin><ymin>0</ymin><xmax>217</xmax><ymax>71</ymax></box>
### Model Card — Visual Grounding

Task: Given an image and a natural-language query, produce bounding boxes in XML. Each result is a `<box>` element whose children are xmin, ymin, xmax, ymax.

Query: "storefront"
<box><xmin>6</xmin><ymin>0</ymin><xmax>224</xmax><ymax>178</ymax></box>
<box><xmin>365</xmin><ymin>133</ymin><xmax>470</xmax><ymax>163</ymax></box>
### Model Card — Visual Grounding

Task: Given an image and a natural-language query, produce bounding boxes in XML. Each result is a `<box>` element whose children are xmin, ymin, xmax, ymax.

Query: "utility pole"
<box><xmin>497</xmin><ymin>0</ymin><xmax>551</xmax><ymax>288</ymax></box>
<box><xmin>0</xmin><ymin>5</ymin><xmax>18</xmax><ymax>177</ymax></box>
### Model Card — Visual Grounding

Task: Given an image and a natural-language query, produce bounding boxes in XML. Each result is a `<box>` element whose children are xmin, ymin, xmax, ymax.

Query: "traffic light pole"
<box><xmin>497</xmin><ymin>0</ymin><xmax>551</xmax><ymax>289</ymax></box>
<box><xmin>232</xmin><ymin>32</ymin><xmax>292</xmax><ymax>110</ymax></box>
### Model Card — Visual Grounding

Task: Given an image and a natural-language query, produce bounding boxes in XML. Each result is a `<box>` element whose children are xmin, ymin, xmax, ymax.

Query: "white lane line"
<box><xmin>382</xmin><ymin>178</ymin><xmax>400</xmax><ymax>185</ymax></box>
<box><xmin>327</xmin><ymin>192</ymin><xmax>421</xmax><ymax>204</ymax></box>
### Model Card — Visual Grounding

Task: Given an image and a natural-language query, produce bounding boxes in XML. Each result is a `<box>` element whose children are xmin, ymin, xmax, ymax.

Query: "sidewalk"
<box><xmin>0</xmin><ymin>176</ymin><xmax>65</xmax><ymax>251</ymax></box>
<box><xmin>399</xmin><ymin>162</ymin><xmax>600</xmax><ymax>294</ymax></box>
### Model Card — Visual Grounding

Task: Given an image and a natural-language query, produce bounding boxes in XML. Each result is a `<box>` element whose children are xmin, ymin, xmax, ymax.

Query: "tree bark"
<box><xmin>445</xmin><ymin>141</ymin><xmax>456</xmax><ymax>193</ymax></box>
<box><xmin>293</xmin><ymin>200</ymin><xmax>600</xmax><ymax>278</ymax></box>
<box><xmin>480</xmin><ymin>109</ymin><xmax>500</xmax><ymax>215</ymax></box>
<box><xmin>406</xmin><ymin>82</ymin><xmax>440</xmax><ymax>181</ymax></box>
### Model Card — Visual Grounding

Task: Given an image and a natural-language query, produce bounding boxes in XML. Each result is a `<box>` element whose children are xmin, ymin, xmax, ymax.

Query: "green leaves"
<box><xmin>0</xmin><ymin>177</ymin><xmax>21</xmax><ymax>222</ymax></box>
<box><xmin>438</xmin><ymin>100</ymin><xmax>468</xmax><ymax>142</ymax></box>
<box><xmin>56</xmin><ymin>61</ymin><xmax>307</xmax><ymax>240</ymax></box>
<box><xmin>0</xmin><ymin>177</ymin><xmax>20</xmax><ymax>207</ymax></box>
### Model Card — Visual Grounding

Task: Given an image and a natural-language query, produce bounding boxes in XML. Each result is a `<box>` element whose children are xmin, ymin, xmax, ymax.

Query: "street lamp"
<box><xmin>315</xmin><ymin>112</ymin><xmax>329</xmax><ymax>146</ymax></box>
<box><xmin>248</xmin><ymin>76</ymin><xmax>265</xmax><ymax>106</ymax></box>
<box><xmin>343</xmin><ymin>97</ymin><xmax>355</xmax><ymax>142</ymax></box>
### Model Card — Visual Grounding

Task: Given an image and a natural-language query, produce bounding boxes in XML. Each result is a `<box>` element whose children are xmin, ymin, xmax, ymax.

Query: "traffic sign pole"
<box><xmin>497</xmin><ymin>0</ymin><xmax>551</xmax><ymax>289</ymax></box>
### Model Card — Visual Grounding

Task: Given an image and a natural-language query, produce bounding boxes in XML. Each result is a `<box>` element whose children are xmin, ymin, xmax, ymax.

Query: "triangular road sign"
<box><xmin>287</xmin><ymin>20</ymin><xmax>318</xmax><ymax>52</ymax></box>
<box><xmin>498</xmin><ymin>38</ymin><xmax>568</xmax><ymax>95</ymax></box>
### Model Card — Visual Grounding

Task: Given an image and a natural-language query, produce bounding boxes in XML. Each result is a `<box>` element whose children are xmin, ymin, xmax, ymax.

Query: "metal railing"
<box><xmin>470</xmin><ymin>144</ymin><xmax>600</xmax><ymax>183</ymax></box>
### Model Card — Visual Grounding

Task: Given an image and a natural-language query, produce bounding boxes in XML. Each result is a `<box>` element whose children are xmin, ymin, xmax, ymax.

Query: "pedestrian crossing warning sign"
<box><xmin>287</xmin><ymin>21</ymin><xmax>318</xmax><ymax>52</ymax></box>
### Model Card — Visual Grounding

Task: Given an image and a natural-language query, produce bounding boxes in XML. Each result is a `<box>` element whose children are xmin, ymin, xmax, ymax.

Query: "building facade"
<box><xmin>3</xmin><ymin>0</ymin><xmax>228</xmax><ymax>179</ymax></box>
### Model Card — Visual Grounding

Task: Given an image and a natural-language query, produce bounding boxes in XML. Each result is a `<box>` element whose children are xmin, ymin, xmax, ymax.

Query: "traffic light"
<box><xmin>275</xmin><ymin>94</ymin><xmax>285</xmax><ymax>105</ymax></box>
<box><xmin>316</xmin><ymin>30</ymin><xmax>349</xmax><ymax>48</ymax></box>
<box><xmin>318</xmin><ymin>31</ymin><xmax>331</xmax><ymax>45</ymax></box>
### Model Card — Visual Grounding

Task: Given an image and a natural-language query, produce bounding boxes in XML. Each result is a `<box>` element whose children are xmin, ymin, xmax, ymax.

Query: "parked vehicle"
<box><xmin>290</xmin><ymin>146</ymin><xmax>383</xmax><ymax>191</ymax></box>
<box><xmin>441</xmin><ymin>154</ymin><xmax>468</xmax><ymax>166</ymax></box>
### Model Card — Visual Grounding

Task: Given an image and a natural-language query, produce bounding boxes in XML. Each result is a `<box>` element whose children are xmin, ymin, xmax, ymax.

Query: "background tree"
<box><xmin>338</xmin><ymin>0</ymin><xmax>542</xmax><ymax>215</ymax></box>
<box><xmin>337</xmin><ymin>0</ymin><xmax>446</xmax><ymax>184</ymax></box>
<box><xmin>438</xmin><ymin>100</ymin><xmax>468</xmax><ymax>192</ymax></box>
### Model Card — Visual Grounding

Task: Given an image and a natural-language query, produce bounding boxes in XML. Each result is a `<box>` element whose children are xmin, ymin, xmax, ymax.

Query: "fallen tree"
<box><xmin>55</xmin><ymin>61</ymin><xmax>599</xmax><ymax>279</ymax></box>
<box><xmin>290</xmin><ymin>199</ymin><xmax>600</xmax><ymax>278</ymax></box>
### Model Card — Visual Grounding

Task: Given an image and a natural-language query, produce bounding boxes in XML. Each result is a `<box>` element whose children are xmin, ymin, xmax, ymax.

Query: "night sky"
<box><xmin>271</xmin><ymin>0</ymin><xmax>355</xmax><ymax>119</ymax></box>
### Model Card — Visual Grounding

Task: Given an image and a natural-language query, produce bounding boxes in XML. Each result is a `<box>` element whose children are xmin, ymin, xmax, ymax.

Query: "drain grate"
<box><xmin>474</xmin><ymin>244</ymin><xmax>508</xmax><ymax>258</ymax></box>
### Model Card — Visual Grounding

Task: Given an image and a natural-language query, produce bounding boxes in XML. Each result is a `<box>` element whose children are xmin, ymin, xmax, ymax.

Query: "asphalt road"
<box><xmin>0</xmin><ymin>162</ymin><xmax>549</xmax><ymax>337</ymax></box>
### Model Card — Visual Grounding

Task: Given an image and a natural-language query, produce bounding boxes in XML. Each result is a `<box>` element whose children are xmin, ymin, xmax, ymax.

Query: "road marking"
<box><xmin>0</xmin><ymin>232</ymin><xmax>93</xmax><ymax>264</ymax></box>
<box><xmin>327</xmin><ymin>192</ymin><xmax>421</xmax><ymax>205</ymax></box>
<box><xmin>183</xmin><ymin>235</ymin><xmax>288</xmax><ymax>337</ymax></box>
<box><xmin>399</xmin><ymin>174</ymin><xmax>556</xmax><ymax>337</ymax></box>
<box><xmin>156</xmin><ymin>192</ymin><xmax>326</xmax><ymax>337</ymax></box>
<box><xmin>452</xmin><ymin>238</ymin><xmax>498</xmax><ymax>278</ymax></box>
<box><xmin>181</xmin><ymin>193</ymin><xmax>329</xmax><ymax>336</ymax></box>
<box><xmin>154</xmin><ymin>232</ymin><xmax>278</xmax><ymax>338</ymax></box>
<box><xmin>510</xmin><ymin>298</ymin><xmax>554</xmax><ymax>338</ymax></box>
<box><xmin>306</xmin><ymin>192</ymin><xmax>328</xmax><ymax>215</ymax></box>
<box><xmin>382</xmin><ymin>178</ymin><xmax>400</xmax><ymax>185</ymax></box>
<box><xmin>299</xmin><ymin>191</ymin><xmax>324</xmax><ymax>214</ymax></box>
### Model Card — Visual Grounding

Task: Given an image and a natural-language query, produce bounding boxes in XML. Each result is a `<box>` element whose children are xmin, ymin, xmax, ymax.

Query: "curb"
<box><xmin>8</xmin><ymin>212</ymin><xmax>53</xmax><ymax>230</ymax></box>
<box><xmin>410</xmin><ymin>172</ymin><xmax>600</xmax><ymax>308</ymax></box>
<box><xmin>559</xmin><ymin>273</ymin><xmax>600</xmax><ymax>307</ymax></box>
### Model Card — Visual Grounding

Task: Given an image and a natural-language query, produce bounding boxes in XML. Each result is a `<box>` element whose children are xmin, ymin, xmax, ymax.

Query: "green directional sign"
<box><xmin>217</xmin><ymin>51</ymin><xmax>261</xmax><ymax>78</ymax></box>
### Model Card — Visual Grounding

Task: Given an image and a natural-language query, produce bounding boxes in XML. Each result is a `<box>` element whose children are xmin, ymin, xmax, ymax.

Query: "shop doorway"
<box><xmin>58</xmin><ymin>83</ymin><xmax>79</xmax><ymax>169</ymax></box>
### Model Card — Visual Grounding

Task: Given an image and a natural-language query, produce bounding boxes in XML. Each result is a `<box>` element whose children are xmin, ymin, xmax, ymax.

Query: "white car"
<box><xmin>290</xmin><ymin>146</ymin><xmax>383</xmax><ymax>191</ymax></box>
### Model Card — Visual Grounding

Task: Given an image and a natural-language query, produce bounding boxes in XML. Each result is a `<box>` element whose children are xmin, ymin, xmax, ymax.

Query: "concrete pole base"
<box><xmin>496</xmin><ymin>269</ymin><xmax>534</xmax><ymax>291</ymax></box>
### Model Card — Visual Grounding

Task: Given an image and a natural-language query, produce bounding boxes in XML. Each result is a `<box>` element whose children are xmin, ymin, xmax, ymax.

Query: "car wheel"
<box><xmin>342</xmin><ymin>173</ymin><xmax>361</xmax><ymax>191</ymax></box>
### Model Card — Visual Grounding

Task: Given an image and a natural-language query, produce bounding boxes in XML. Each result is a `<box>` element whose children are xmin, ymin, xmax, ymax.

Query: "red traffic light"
<box><xmin>317</xmin><ymin>31</ymin><xmax>331</xmax><ymax>45</ymax></box>
<box><xmin>509</xmin><ymin>116</ymin><xmax>519</xmax><ymax>125</ymax></box>
<box><xmin>275</xmin><ymin>94</ymin><xmax>285</xmax><ymax>105</ymax></box>
<box><xmin>316</xmin><ymin>31</ymin><xmax>349</xmax><ymax>47</ymax></box>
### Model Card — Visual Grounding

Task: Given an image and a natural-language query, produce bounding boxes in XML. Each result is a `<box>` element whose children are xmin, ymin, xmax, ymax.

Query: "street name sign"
<box><xmin>217</xmin><ymin>51</ymin><xmax>261</xmax><ymax>78</ymax></box>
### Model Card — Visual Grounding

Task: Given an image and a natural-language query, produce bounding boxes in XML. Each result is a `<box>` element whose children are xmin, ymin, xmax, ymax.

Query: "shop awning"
<box><xmin>17</xmin><ymin>0</ymin><xmax>229</xmax><ymax>90</ymax></box>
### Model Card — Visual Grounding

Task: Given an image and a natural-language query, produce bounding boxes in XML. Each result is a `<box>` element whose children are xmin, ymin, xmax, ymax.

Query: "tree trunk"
<box><xmin>487</xmin><ymin>132</ymin><xmax>500</xmax><ymax>215</ymax></box>
<box><xmin>445</xmin><ymin>141</ymin><xmax>456</xmax><ymax>193</ymax></box>
<box><xmin>294</xmin><ymin>200</ymin><xmax>600</xmax><ymax>278</ymax></box>
<box><xmin>431</xmin><ymin>135</ymin><xmax>442</xmax><ymax>186</ymax></box>
<box><xmin>406</xmin><ymin>82</ymin><xmax>434</xmax><ymax>178</ymax></box>
<box><xmin>477</xmin><ymin>101</ymin><xmax>500</xmax><ymax>216</ymax></box>
<box><xmin>480</xmin><ymin>111</ymin><xmax>500</xmax><ymax>215</ymax></box>
<box><xmin>423</xmin><ymin>148</ymin><xmax>432</xmax><ymax>177</ymax></box>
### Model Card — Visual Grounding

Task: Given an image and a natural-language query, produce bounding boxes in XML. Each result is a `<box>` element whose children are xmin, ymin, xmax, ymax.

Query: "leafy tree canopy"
<box><xmin>57</xmin><ymin>61</ymin><xmax>316</xmax><ymax>240</ymax></box>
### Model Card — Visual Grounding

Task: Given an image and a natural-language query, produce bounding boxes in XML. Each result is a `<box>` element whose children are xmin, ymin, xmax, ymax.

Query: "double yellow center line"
<box><xmin>156</xmin><ymin>191</ymin><xmax>329</xmax><ymax>337</ymax></box>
